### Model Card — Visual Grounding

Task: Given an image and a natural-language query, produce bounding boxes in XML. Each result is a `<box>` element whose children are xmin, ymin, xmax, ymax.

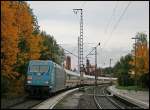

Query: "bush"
<box><xmin>1</xmin><ymin>75</ymin><xmax>9</xmax><ymax>97</ymax></box>
<box><xmin>128</xmin><ymin>77</ymin><xmax>135</xmax><ymax>86</ymax></box>
<box><xmin>1</xmin><ymin>74</ymin><xmax>26</xmax><ymax>98</ymax></box>
<box><xmin>137</xmin><ymin>73</ymin><xmax>149</xmax><ymax>88</ymax></box>
<box><xmin>14</xmin><ymin>62</ymin><xmax>28</xmax><ymax>79</ymax></box>
<box><xmin>118</xmin><ymin>74</ymin><xmax>134</xmax><ymax>86</ymax></box>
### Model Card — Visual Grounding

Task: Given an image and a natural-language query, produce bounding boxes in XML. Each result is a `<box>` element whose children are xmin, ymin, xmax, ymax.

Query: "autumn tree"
<box><xmin>14</xmin><ymin>1</ymin><xmax>41</xmax><ymax>76</ymax></box>
<box><xmin>1</xmin><ymin>1</ymin><xmax>19</xmax><ymax>79</ymax></box>
<box><xmin>1</xmin><ymin>1</ymin><xmax>65</xmax><ymax>96</ymax></box>
<box><xmin>131</xmin><ymin>32</ymin><xmax>149</xmax><ymax>87</ymax></box>
<box><xmin>1</xmin><ymin>1</ymin><xmax>42</xmax><ymax>96</ymax></box>
<box><xmin>131</xmin><ymin>32</ymin><xmax>149</xmax><ymax>75</ymax></box>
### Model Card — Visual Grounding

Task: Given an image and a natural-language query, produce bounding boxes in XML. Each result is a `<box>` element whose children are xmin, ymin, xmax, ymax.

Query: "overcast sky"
<box><xmin>27</xmin><ymin>1</ymin><xmax>149</xmax><ymax>69</ymax></box>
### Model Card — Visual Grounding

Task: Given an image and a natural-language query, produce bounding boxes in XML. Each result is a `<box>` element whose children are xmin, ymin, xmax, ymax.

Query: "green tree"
<box><xmin>113</xmin><ymin>54</ymin><xmax>134</xmax><ymax>86</ymax></box>
<box><xmin>103</xmin><ymin>67</ymin><xmax>112</xmax><ymax>75</ymax></box>
<box><xmin>40</xmin><ymin>31</ymin><xmax>64</xmax><ymax>65</ymax></box>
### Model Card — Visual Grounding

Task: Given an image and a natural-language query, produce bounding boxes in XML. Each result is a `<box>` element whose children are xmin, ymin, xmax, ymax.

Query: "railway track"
<box><xmin>93</xmin><ymin>85</ymin><xmax>141</xmax><ymax>109</ymax></box>
<box><xmin>93</xmin><ymin>85</ymin><xmax>123</xmax><ymax>109</ymax></box>
<box><xmin>6</xmin><ymin>85</ymin><xmax>142</xmax><ymax>109</ymax></box>
<box><xmin>7</xmin><ymin>86</ymin><xmax>78</xmax><ymax>109</ymax></box>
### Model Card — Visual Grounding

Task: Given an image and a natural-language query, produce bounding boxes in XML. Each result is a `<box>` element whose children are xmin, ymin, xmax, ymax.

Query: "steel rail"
<box><xmin>93</xmin><ymin>85</ymin><xmax>124</xmax><ymax>109</ymax></box>
<box><xmin>93</xmin><ymin>86</ymin><xmax>102</xmax><ymax>109</ymax></box>
<box><xmin>103</xmin><ymin>87</ymin><xmax>124</xmax><ymax>109</ymax></box>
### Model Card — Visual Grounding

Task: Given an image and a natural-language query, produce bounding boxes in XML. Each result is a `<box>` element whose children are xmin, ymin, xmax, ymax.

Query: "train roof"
<box><xmin>29</xmin><ymin>60</ymin><xmax>63</xmax><ymax>69</ymax></box>
<box><xmin>29</xmin><ymin>60</ymin><xmax>52</xmax><ymax>65</ymax></box>
<box><xmin>65</xmin><ymin>69</ymin><xmax>80</xmax><ymax>77</ymax></box>
<box><xmin>65</xmin><ymin>69</ymin><xmax>117</xmax><ymax>80</ymax></box>
<box><xmin>29</xmin><ymin>61</ymin><xmax>117</xmax><ymax>80</ymax></box>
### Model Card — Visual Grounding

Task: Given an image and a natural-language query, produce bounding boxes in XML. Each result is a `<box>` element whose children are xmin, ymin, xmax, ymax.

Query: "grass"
<box><xmin>116</xmin><ymin>85</ymin><xmax>149</xmax><ymax>91</ymax></box>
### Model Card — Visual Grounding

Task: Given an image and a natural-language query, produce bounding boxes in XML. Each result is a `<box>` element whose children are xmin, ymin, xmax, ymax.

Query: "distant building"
<box><xmin>65</xmin><ymin>56</ymin><xmax>71</xmax><ymax>70</ymax></box>
<box><xmin>89</xmin><ymin>65</ymin><xmax>96</xmax><ymax>76</ymax></box>
<box><xmin>85</xmin><ymin>64</ymin><xmax>95</xmax><ymax>76</ymax></box>
<box><xmin>96</xmin><ymin>68</ymin><xmax>102</xmax><ymax>76</ymax></box>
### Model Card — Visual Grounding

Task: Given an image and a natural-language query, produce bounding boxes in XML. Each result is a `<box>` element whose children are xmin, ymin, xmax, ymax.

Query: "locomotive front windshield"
<box><xmin>29</xmin><ymin>65</ymin><xmax>49</xmax><ymax>73</ymax></box>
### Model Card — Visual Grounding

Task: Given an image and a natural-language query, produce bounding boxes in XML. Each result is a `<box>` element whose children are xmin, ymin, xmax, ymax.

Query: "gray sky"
<box><xmin>27</xmin><ymin>1</ymin><xmax>149</xmax><ymax>69</ymax></box>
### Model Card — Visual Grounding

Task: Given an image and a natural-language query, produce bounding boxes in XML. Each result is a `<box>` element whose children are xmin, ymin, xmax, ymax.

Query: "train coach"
<box><xmin>25</xmin><ymin>60</ymin><xmax>82</xmax><ymax>96</ymax></box>
<box><xmin>25</xmin><ymin>60</ymin><xmax>117</xmax><ymax>97</ymax></box>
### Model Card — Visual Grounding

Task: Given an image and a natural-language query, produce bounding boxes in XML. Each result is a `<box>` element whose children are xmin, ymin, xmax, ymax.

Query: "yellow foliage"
<box><xmin>28</xmin><ymin>35</ymin><xmax>42</xmax><ymax>60</ymax></box>
<box><xmin>131</xmin><ymin>40</ymin><xmax>149</xmax><ymax>75</ymax></box>
<box><xmin>1</xmin><ymin>1</ymin><xmax>42</xmax><ymax>79</ymax></box>
<box><xmin>1</xmin><ymin>1</ymin><xmax>19</xmax><ymax>79</ymax></box>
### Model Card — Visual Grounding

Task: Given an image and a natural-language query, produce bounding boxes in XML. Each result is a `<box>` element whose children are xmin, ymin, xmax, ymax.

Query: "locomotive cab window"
<box><xmin>29</xmin><ymin>65</ymin><xmax>39</xmax><ymax>72</ymax></box>
<box><xmin>39</xmin><ymin>65</ymin><xmax>49</xmax><ymax>72</ymax></box>
<box><xmin>29</xmin><ymin>65</ymin><xmax>49</xmax><ymax>73</ymax></box>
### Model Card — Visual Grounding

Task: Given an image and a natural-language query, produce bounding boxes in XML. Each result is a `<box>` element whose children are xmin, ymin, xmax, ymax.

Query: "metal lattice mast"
<box><xmin>73</xmin><ymin>9</ymin><xmax>84</xmax><ymax>87</ymax></box>
<box><xmin>95</xmin><ymin>47</ymin><xmax>97</xmax><ymax>86</ymax></box>
<box><xmin>80</xmin><ymin>9</ymin><xmax>84</xmax><ymax>85</ymax></box>
<box><xmin>78</xmin><ymin>36</ymin><xmax>80</xmax><ymax>73</ymax></box>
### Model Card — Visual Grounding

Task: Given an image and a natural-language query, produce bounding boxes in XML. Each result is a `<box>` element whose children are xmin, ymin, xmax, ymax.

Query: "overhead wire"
<box><xmin>104</xmin><ymin>1</ymin><xmax>119</xmax><ymax>34</ymax></box>
<box><xmin>102</xmin><ymin>2</ymin><xmax>118</xmax><ymax>67</ymax></box>
<box><xmin>102</xmin><ymin>1</ymin><xmax>132</xmax><ymax>67</ymax></box>
<box><xmin>110</xmin><ymin>1</ymin><xmax>132</xmax><ymax>36</ymax></box>
<box><xmin>103</xmin><ymin>1</ymin><xmax>132</xmax><ymax>49</ymax></box>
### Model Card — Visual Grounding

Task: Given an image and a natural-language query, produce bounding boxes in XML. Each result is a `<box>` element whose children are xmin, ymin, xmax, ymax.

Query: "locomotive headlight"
<box><xmin>27</xmin><ymin>80</ymin><xmax>31</xmax><ymax>84</ymax></box>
